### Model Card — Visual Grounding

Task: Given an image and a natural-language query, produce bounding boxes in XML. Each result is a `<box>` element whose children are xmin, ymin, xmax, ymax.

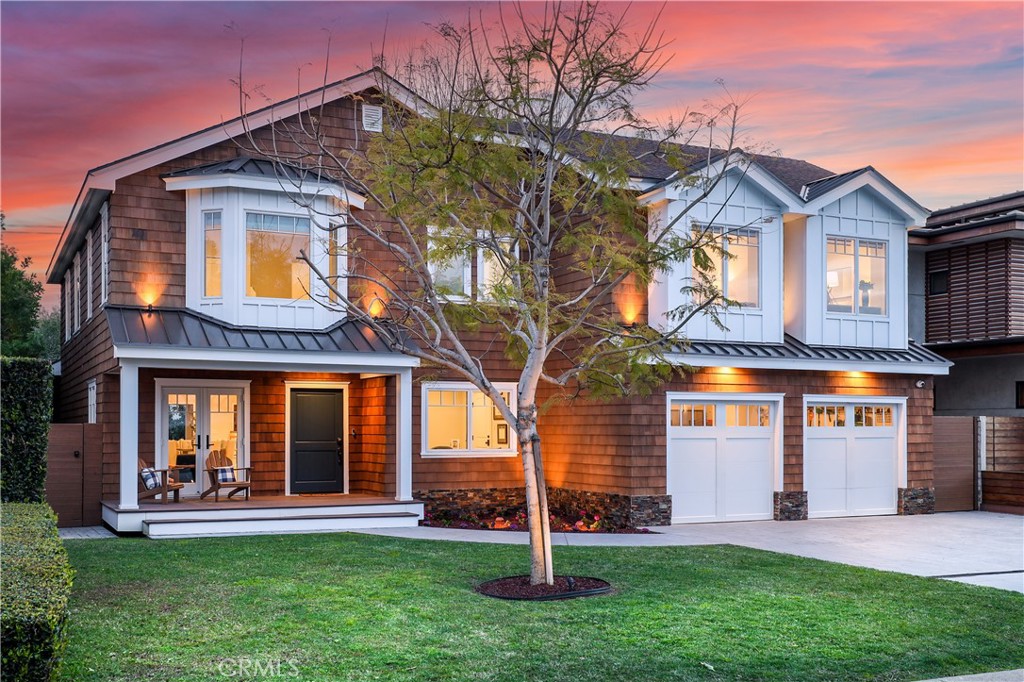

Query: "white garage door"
<box><xmin>805</xmin><ymin>401</ymin><xmax>899</xmax><ymax>518</ymax></box>
<box><xmin>667</xmin><ymin>398</ymin><xmax>778</xmax><ymax>523</ymax></box>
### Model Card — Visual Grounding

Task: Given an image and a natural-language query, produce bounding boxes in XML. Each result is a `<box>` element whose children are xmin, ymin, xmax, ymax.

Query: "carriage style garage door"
<box><xmin>667</xmin><ymin>394</ymin><xmax>783</xmax><ymax>523</ymax></box>
<box><xmin>804</xmin><ymin>398</ymin><xmax>903</xmax><ymax>518</ymax></box>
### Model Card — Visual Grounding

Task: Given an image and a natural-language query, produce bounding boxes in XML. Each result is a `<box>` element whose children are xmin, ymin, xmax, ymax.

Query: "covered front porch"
<box><xmin>104</xmin><ymin>307</ymin><xmax>422</xmax><ymax>536</ymax></box>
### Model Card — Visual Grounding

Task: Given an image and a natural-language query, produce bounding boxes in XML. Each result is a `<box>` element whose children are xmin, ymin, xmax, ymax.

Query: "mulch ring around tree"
<box><xmin>475</xmin><ymin>575</ymin><xmax>613</xmax><ymax>601</ymax></box>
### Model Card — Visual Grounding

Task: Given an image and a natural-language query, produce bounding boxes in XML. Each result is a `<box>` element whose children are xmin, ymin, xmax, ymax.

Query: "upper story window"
<box><xmin>826</xmin><ymin>236</ymin><xmax>887</xmax><ymax>315</ymax></box>
<box><xmin>427</xmin><ymin>229</ymin><xmax>516</xmax><ymax>302</ymax></box>
<box><xmin>428</xmin><ymin>233</ymin><xmax>471</xmax><ymax>300</ymax></box>
<box><xmin>203</xmin><ymin>211</ymin><xmax>222</xmax><ymax>297</ymax></box>
<box><xmin>422</xmin><ymin>382</ymin><xmax>517</xmax><ymax>457</ymax></box>
<box><xmin>244</xmin><ymin>212</ymin><xmax>311</xmax><ymax>299</ymax></box>
<box><xmin>695</xmin><ymin>226</ymin><xmax>760</xmax><ymax>308</ymax></box>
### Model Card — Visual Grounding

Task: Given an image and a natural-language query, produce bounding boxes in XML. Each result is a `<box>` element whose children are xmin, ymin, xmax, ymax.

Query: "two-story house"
<box><xmin>47</xmin><ymin>68</ymin><xmax>951</xmax><ymax>537</ymax></box>
<box><xmin>910</xmin><ymin>191</ymin><xmax>1024</xmax><ymax>513</ymax></box>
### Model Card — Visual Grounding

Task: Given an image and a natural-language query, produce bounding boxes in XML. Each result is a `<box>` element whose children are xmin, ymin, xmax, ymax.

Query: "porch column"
<box><xmin>119</xmin><ymin>362</ymin><xmax>140</xmax><ymax>510</ymax></box>
<box><xmin>395</xmin><ymin>368</ymin><xmax>413</xmax><ymax>501</ymax></box>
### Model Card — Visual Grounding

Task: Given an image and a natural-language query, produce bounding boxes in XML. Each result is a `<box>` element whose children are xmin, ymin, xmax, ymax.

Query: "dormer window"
<box><xmin>826</xmin><ymin>236</ymin><xmax>887</xmax><ymax>315</ymax></box>
<box><xmin>697</xmin><ymin>226</ymin><xmax>761</xmax><ymax>308</ymax></box>
<box><xmin>245</xmin><ymin>212</ymin><xmax>311</xmax><ymax>299</ymax></box>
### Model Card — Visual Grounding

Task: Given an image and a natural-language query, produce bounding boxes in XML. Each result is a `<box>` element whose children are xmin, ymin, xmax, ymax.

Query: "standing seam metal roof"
<box><xmin>672</xmin><ymin>334</ymin><xmax>950</xmax><ymax>366</ymax></box>
<box><xmin>105</xmin><ymin>306</ymin><xmax>408</xmax><ymax>354</ymax></box>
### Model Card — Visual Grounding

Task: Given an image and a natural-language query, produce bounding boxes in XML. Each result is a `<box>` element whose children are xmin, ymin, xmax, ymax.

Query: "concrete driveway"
<box><xmin>650</xmin><ymin>511</ymin><xmax>1024</xmax><ymax>592</ymax></box>
<box><xmin>359</xmin><ymin>511</ymin><xmax>1023</xmax><ymax>592</ymax></box>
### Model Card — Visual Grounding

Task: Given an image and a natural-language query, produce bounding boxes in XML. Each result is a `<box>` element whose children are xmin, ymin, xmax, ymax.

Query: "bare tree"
<box><xmin>237</xmin><ymin>2</ymin><xmax>765</xmax><ymax>585</ymax></box>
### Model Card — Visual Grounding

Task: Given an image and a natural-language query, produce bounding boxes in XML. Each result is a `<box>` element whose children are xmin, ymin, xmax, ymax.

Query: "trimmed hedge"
<box><xmin>1</xmin><ymin>503</ymin><xmax>74</xmax><ymax>681</ymax></box>
<box><xmin>1</xmin><ymin>357</ymin><xmax>53</xmax><ymax>503</ymax></box>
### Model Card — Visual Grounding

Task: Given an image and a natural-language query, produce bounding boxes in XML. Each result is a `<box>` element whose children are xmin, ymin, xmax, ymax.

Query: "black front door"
<box><xmin>290</xmin><ymin>390</ymin><xmax>345</xmax><ymax>493</ymax></box>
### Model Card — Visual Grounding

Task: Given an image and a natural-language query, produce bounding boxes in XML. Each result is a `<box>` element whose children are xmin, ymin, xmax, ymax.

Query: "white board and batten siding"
<box><xmin>790</xmin><ymin>187</ymin><xmax>910</xmax><ymax>350</ymax></box>
<box><xmin>648</xmin><ymin>170</ymin><xmax>785</xmax><ymax>344</ymax></box>
<box><xmin>184</xmin><ymin>187</ymin><xmax>347</xmax><ymax>330</ymax></box>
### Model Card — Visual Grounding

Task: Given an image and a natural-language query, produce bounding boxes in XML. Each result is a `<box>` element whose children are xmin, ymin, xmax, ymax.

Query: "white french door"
<box><xmin>157</xmin><ymin>381</ymin><xmax>249</xmax><ymax>497</ymax></box>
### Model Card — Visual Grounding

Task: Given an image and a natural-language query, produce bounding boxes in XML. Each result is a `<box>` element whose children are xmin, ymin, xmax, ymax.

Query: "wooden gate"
<box><xmin>933</xmin><ymin>416</ymin><xmax>976</xmax><ymax>512</ymax></box>
<box><xmin>45</xmin><ymin>423</ymin><xmax>103</xmax><ymax>527</ymax></box>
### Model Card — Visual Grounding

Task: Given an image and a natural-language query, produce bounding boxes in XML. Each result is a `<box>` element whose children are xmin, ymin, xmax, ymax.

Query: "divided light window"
<box><xmin>203</xmin><ymin>211</ymin><xmax>222</xmax><ymax>297</ymax></box>
<box><xmin>826</xmin><ymin>237</ymin><xmax>887</xmax><ymax>315</ymax></box>
<box><xmin>695</xmin><ymin>227</ymin><xmax>760</xmax><ymax>308</ymax></box>
<box><xmin>428</xmin><ymin>228</ymin><xmax>518</xmax><ymax>302</ymax></box>
<box><xmin>423</xmin><ymin>383</ymin><xmax>516</xmax><ymax>456</ymax></box>
<box><xmin>807</xmin><ymin>403</ymin><xmax>893</xmax><ymax>428</ymax></box>
<box><xmin>245</xmin><ymin>212</ymin><xmax>311</xmax><ymax>300</ymax></box>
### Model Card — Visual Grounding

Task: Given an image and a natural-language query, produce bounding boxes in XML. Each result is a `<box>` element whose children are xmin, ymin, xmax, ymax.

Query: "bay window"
<box><xmin>422</xmin><ymin>383</ymin><xmax>516</xmax><ymax>457</ymax></box>
<box><xmin>245</xmin><ymin>212</ymin><xmax>311</xmax><ymax>299</ymax></box>
<box><xmin>203</xmin><ymin>211</ymin><xmax>222</xmax><ymax>297</ymax></box>
<box><xmin>826</xmin><ymin>237</ymin><xmax>887</xmax><ymax>315</ymax></box>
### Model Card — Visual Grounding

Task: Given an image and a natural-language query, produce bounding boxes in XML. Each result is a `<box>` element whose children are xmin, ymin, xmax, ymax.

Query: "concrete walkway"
<box><xmin>59</xmin><ymin>526</ymin><xmax>116</xmax><ymax>539</ymax></box>
<box><xmin>916</xmin><ymin>672</ymin><xmax>1024</xmax><ymax>682</ymax></box>
<box><xmin>354</xmin><ymin>511</ymin><xmax>1024</xmax><ymax>593</ymax></box>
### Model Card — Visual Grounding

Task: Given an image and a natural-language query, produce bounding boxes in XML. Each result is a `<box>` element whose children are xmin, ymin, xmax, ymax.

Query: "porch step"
<box><xmin>142</xmin><ymin>511</ymin><xmax>421</xmax><ymax>539</ymax></box>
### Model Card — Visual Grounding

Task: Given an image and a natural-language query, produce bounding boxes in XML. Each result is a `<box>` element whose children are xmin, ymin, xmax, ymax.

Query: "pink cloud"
<box><xmin>1</xmin><ymin>0</ymin><xmax>1020</xmax><ymax>276</ymax></box>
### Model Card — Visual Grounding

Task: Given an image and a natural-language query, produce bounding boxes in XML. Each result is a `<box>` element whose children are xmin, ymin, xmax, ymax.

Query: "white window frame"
<box><xmin>202</xmin><ymin>209</ymin><xmax>223</xmax><ymax>300</ymax></box>
<box><xmin>63</xmin><ymin>273</ymin><xmax>71</xmax><ymax>342</ymax></box>
<box><xmin>426</xmin><ymin>227</ymin><xmax>472</xmax><ymax>302</ymax></box>
<box><xmin>700</xmin><ymin>225</ymin><xmax>762</xmax><ymax>310</ymax></box>
<box><xmin>73</xmin><ymin>252</ymin><xmax>81</xmax><ymax>332</ymax></box>
<box><xmin>243</xmin><ymin>210</ymin><xmax>313</xmax><ymax>301</ymax></box>
<box><xmin>476</xmin><ymin>232</ymin><xmax>519</xmax><ymax>303</ymax></box>
<box><xmin>825</xmin><ymin>236</ymin><xmax>888</xmax><ymax>317</ymax></box>
<box><xmin>85</xmin><ymin>231</ymin><xmax>94</xmax><ymax>320</ymax></box>
<box><xmin>87</xmin><ymin>379</ymin><xmax>97</xmax><ymax>424</ymax></box>
<box><xmin>420</xmin><ymin>381</ymin><xmax>518</xmax><ymax>458</ymax></box>
<box><xmin>100</xmin><ymin>202</ymin><xmax>110</xmax><ymax>304</ymax></box>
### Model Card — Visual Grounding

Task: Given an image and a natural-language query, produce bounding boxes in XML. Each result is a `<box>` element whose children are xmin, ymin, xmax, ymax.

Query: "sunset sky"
<box><xmin>2</xmin><ymin>1</ymin><xmax>1022</xmax><ymax>309</ymax></box>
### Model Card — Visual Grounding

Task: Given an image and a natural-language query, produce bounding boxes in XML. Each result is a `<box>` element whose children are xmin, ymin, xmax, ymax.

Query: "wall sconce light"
<box><xmin>367</xmin><ymin>297</ymin><xmax>386</xmax><ymax>319</ymax></box>
<box><xmin>146</xmin><ymin>303</ymin><xmax>154</xmax><ymax>317</ymax></box>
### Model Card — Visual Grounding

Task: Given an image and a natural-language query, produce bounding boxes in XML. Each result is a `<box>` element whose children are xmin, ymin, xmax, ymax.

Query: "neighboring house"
<box><xmin>47</xmin><ymin>68</ymin><xmax>951</xmax><ymax>537</ymax></box>
<box><xmin>909</xmin><ymin>191</ymin><xmax>1024</xmax><ymax>512</ymax></box>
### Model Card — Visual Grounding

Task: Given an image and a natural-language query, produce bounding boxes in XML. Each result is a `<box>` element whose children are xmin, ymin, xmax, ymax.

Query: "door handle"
<box><xmin>206</xmin><ymin>434</ymin><xmax>212</xmax><ymax>449</ymax></box>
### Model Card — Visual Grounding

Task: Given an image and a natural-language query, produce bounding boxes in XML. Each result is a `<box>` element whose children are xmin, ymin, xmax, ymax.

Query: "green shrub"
<box><xmin>1</xmin><ymin>357</ymin><xmax>53</xmax><ymax>503</ymax></box>
<box><xmin>1</xmin><ymin>503</ymin><xmax>74</xmax><ymax>681</ymax></box>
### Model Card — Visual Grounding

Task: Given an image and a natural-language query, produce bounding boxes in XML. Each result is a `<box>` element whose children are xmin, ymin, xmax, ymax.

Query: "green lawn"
<box><xmin>61</xmin><ymin>533</ymin><xmax>1022</xmax><ymax>681</ymax></box>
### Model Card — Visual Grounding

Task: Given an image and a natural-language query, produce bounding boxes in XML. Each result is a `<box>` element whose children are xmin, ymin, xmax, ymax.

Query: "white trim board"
<box><xmin>662</xmin><ymin>353</ymin><xmax>950</xmax><ymax>375</ymax></box>
<box><xmin>284</xmin><ymin>381</ymin><xmax>350</xmax><ymax>496</ymax></box>
<box><xmin>112</xmin><ymin>345</ymin><xmax>419</xmax><ymax>370</ymax></box>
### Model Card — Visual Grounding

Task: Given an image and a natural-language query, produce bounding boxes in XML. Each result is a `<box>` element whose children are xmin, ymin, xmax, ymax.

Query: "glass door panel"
<box><xmin>161</xmin><ymin>386</ymin><xmax>245</xmax><ymax>497</ymax></box>
<box><xmin>166</xmin><ymin>392</ymin><xmax>199</xmax><ymax>492</ymax></box>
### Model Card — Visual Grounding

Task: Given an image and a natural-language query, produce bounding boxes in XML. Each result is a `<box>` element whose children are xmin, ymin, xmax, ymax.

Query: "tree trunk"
<box><xmin>520</xmin><ymin>419</ymin><xmax>554</xmax><ymax>585</ymax></box>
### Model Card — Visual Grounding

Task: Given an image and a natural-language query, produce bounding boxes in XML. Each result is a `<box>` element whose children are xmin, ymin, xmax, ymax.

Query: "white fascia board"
<box><xmin>47</xmin><ymin>183</ymin><xmax>110</xmax><ymax>283</ymax></box>
<box><xmin>803</xmin><ymin>171</ymin><xmax>928</xmax><ymax>226</ymax></box>
<box><xmin>112</xmin><ymin>344</ymin><xmax>419</xmax><ymax>371</ymax></box>
<box><xmin>163</xmin><ymin>174</ymin><xmax>366</xmax><ymax>209</ymax></box>
<box><xmin>663</xmin><ymin>353</ymin><xmax>951</xmax><ymax>376</ymax></box>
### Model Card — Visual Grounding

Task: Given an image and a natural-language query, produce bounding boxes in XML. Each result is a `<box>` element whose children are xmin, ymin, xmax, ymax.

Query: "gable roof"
<box><xmin>48</xmin><ymin>68</ymin><xmax>427</xmax><ymax>283</ymax></box>
<box><xmin>48</xmin><ymin>67</ymin><xmax>925</xmax><ymax>282</ymax></box>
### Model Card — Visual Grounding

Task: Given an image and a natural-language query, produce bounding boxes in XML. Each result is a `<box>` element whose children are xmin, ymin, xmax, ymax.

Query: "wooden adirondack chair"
<box><xmin>138</xmin><ymin>458</ymin><xmax>184</xmax><ymax>504</ymax></box>
<box><xmin>200</xmin><ymin>450</ymin><xmax>252</xmax><ymax>502</ymax></box>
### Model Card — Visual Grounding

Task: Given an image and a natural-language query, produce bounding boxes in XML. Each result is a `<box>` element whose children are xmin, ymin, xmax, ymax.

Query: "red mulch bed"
<box><xmin>476</xmin><ymin>575</ymin><xmax>612</xmax><ymax>601</ymax></box>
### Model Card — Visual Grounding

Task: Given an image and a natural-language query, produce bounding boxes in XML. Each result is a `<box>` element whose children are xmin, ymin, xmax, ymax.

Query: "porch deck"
<box><xmin>101</xmin><ymin>494</ymin><xmax>425</xmax><ymax>538</ymax></box>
